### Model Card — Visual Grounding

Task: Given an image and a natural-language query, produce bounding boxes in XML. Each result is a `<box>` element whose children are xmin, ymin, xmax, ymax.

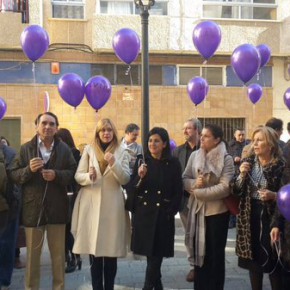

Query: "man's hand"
<box><xmin>41</xmin><ymin>169</ymin><xmax>56</xmax><ymax>181</ymax></box>
<box><xmin>30</xmin><ymin>157</ymin><xmax>44</xmax><ymax>172</ymax></box>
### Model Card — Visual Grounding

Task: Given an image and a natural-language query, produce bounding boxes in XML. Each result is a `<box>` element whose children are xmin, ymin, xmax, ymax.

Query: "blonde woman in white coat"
<box><xmin>71</xmin><ymin>118</ymin><xmax>131</xmax><ymax>290</ymax></box>
<box><xmin>183</xmin><ymin>124</ymin><xmax>235</xmax><ymax>290</ymax></box>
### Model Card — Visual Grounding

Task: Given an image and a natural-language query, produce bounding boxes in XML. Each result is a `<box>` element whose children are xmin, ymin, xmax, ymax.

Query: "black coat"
<box><xmin>130</xmin><ymin>155</ymin><xmax>183</xmax><ymax>257</ymax></box>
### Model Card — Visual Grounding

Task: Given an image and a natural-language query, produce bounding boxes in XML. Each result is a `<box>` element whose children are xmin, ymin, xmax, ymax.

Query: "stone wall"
<box><xmin>0</xmin><ymin>83</ymin><xmax>273</xmax><ymax>147</ymax></box>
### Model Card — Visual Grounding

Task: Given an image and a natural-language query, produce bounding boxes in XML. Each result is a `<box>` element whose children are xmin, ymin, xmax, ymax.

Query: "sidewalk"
<box><xmin>10</xmin><ymin>220</ymin><xmax>272</xmax><ymax>290</ymax></box>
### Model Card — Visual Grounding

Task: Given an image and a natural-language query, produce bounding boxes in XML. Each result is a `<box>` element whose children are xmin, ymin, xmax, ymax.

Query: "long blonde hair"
<box><xmin>92</xmin><ymin>118</ymin><xmax>119</xmax><ymax>172</ymax></box>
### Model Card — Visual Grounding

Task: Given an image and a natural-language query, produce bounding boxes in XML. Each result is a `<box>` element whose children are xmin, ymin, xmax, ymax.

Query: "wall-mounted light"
<box><xmin>51</xmin><ymin>62</ymin><xmax>60</xmax><ymax>75</ymax></box>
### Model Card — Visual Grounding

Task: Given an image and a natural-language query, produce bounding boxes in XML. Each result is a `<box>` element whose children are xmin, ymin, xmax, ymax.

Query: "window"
<box><xmin>179</xmin><ymin>66</ymin><xmax>223</xmax><ymax>86</ymax></box>
<box><xmin>100</xmin><ymin>0</ymin><xmax>167</xmax><ymax>15</ymax></box>
<box><xmin>149</xmin><ymin>66</ymin><xmax>163</xmax><ymax>85</ymax></box>
<box><xmin>202</xmin><ymin>0</ymin><xmax>277</xmax><ymax>20</ymax></box>
<box><xmin>199</xmin><ymin>118</ymin><xmax>246</xmax><ymax>143</ymax></box>
<box><xmin>116</xmin><ymin>65</ymin><xmax>140</xmax><ymax>85</ymax></box>
<box><xmin>91</xmin><ymin>64</ymin><xmax>115</xmax><ymax>85</ymax></box>
<box><xmin>52</xmin><ymin>0</ymin><xmax>84</xmax><ymax>19</ymax></box>
<box><xmin>0</xmin><ymin>118</ymin><xmax>21</xmax><ymax>152</ymax></box>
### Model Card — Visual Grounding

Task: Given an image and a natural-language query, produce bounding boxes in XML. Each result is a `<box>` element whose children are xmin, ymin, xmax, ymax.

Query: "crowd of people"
<box><xmin>1</xmin><ymin>112</ymin><xmax>290</xmax><ymax>290</ymax></box>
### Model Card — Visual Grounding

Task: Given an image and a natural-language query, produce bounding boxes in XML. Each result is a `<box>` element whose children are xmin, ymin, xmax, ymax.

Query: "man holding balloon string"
<box><xmin>9</xmin><ymin>112</ymin><xmax>77</xmax><ymax>290</ymax></box>
<box><xmin>172</xmin><ymin>118</ymin><xmax>202</xmax><ymax>283</ymax></box>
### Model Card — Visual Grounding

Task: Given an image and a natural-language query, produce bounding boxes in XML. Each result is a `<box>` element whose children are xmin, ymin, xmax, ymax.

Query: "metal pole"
<box><xmin>140</xmin><ymin>7</ymin><xmax>150</xmax><ymax>150</ymax></box>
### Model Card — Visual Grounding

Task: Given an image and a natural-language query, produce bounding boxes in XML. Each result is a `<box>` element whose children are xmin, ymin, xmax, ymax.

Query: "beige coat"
<box><xmin>71</xmin><ymin>144</ymin><xmax>131</xmax><ymax>257</ymax></box>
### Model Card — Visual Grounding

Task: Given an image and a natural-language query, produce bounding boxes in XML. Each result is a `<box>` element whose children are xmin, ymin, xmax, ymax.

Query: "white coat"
<box><xmin>71</xmin><ymin>144</ymin><xmax>131</xmax><ymax>257</ymax></box>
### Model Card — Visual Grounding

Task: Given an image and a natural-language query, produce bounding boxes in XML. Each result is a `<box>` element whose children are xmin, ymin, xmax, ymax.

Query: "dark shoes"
<box><xmin>65</xmin><ymin>255</ymin><xmax>82</xmax><ymax>273</ymax></box>
<box><xmin>186</xmin><ymin>269</ymin><xmax>195</xmax><ymax>282</ymax></box>
<box><xmin>14</xmin><ymin>257</ymin><xmax>25</xmax><ymax>269</ymax></box>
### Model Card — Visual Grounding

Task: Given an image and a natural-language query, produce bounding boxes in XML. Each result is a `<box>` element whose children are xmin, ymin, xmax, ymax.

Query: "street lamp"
<box><xmin>134</xmin><ymin>0</ymin><xmax>155</xmax><ymax>149</ymax></box>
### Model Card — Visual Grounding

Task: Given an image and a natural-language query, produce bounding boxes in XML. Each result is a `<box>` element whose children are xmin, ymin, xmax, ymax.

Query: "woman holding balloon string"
<box><xmin>71</xmin><ymin>118</ymin><xmax>131</xmax><ymax>290</ymax></box>
<box><xmin>233</xmin><ymin>126</ymin><xmax>285</xmax><ymax>290</ymax></box>
<box><xmin>128</xmin><ymin>127</ymin><xmax>183</xmax><ymax>290</ymax></box>
<box><xmin>183</xmin><ymin>124</ymin><xmax>234</xmax><ymax>290</ymax></box>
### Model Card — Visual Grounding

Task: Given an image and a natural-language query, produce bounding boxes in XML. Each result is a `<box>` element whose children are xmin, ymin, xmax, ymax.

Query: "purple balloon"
<box><xmin>85</xmin><ymin>76</ymin><xmax>112</xmax><ymax>110</ymax></box>
<box><xmin>20</xmin><ymin>25</ymin><xmax>50</xmax><ymax>62</ymax></box>
<box><xmin>231</xmin><ymin>44</ymin><xmax>261</xmax><ymax>84</ymax></box>
<box><xmin>247</xmin><ymin>83</ymin><xmax>263</xmax><ymax>104</ymax></box>
<box><xmin>0</xmin><ymin>97</ymin><xmax>7</xmax><ymax>120</ymax></box>
<box><xmin>58</xmin><ymin>73</ymin><xmax>85</xmax><ymax>108</ymax></box>
<box><xmin>112</xmin><ymin>28</ymin><xmax>140</xmax><ymax>65</ymax></box>
<box><xmin>192</xmin><ymin>21</ymin><xmax>221</xmax><ymax>60</ymax></box>
<box><xmin>277</xmin><ymin>184</ymin><xmax>290</xmax><ymax>221</ymax></box>
<box><xmin>283</xmin><ymin>87</ymin><xmax>290</xmax><ymax>110</ymax></box>
<box><xmin>187</xmin><ymin>77</ymin><xmax>208</xmax><ymax>106</ymax></box>
<box><xmin>170</xmin><ymin>140</ymin><xmax>177</xmax><ymax>152</ymax></box>
<box><xmin>256</xmin><ymin>44</ymin><xmax>271</xmax><ymax>68</ymax></box>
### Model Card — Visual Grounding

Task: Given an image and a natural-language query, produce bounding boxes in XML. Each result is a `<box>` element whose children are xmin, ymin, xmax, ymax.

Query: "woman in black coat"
<box><xmin>56</xmin><ymin>128</ymin><xmax>81</xmax><ymax>273</ymax></box>
<box><xmin>129</xmin><ymin>127</ymin><xmax>183</xmax><ymax>290</ymax></box>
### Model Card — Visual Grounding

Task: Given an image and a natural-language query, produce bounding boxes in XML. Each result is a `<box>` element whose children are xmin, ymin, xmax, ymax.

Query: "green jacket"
<box><xmin>0</xmin><ymin>146</ymin><xmax>8</xmax><ymax>212</ymax></box>
<box><xmin>9</xmin><ymin>135</ymin><xmax>77</xmax><ymax>227</ymax></box>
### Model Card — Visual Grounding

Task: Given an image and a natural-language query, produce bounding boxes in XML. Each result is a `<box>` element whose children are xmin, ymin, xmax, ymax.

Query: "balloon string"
<box><xmin>125</xmin><ymin>65</ymin><xmax>133</xmax><ymax>87</ymax></box>
<box><xmin>253</xmin><ymin>104</ymin><xmax>256</xmax><ymax>127</ymax></box>
<box><xmin>202</xmin><ymin>59</ymin><xmax>207</xmax><ymax>65</ymax></box>
<box><xmin>194</xmin><ymin>105</ymin><xmax>198</xmax><ymax>120</ymax></box>
<box><xmin>32</xmin><ymin>62</ymin><xmax>38</xmax><ymax>115</ymax></box>
<box><xmin>257</xmin><ymin>69</ymin><xmax>261</xmax><ymax>81</ymax></box>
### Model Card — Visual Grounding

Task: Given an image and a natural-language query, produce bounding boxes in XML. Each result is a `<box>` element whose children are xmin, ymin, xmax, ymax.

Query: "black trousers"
<box><xmin>90</xmin><ymin>256</ymin><xmax>117</xmax><ymax>290</ymax></box>
<box><xmin>194</xmin><ymin>212</ymin><xmax>229</xmax><ymax>290</ymax></box>
<box><xmin>143</xmin><ymin>256</ymin><xmax>163</xmax><ymax>290</ymax></box>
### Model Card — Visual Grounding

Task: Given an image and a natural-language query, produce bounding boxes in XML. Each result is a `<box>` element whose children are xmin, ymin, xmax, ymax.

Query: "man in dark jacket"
<box><xmin>9</xmin><ymin>112</ymin><xmax>77</xmax><ymax>290</ymax></box>
<box><xmin>0</xmin><ymin>145</ymin><xmax>8</xmax><ymax>234</ymax></box>
<box><xmin>228</xmin><ymin>128</ymin><xmax>250</xmax><ymax>168</ymax></box>
<box><xmin>228</xmin><ymin>128</ymin><xmax>250</xmax><ymax>228</ymax></box>
<box><xmin>173</xmin><ymin>118</ymin><xmax>202</xmax><ymax>282</ymax></box>
<box><xmin>0</xmin><ymin>142</ymin><xmax>20</xmax><ymax>289</ymax></box>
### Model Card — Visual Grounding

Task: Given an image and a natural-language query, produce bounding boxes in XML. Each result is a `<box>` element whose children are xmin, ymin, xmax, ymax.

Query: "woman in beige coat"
<box><xmin>183</xmin><ymin>124</ymin><xmax>235</xmax><ymax>290</ymax></box>
<box><xmin>71</xmin><ymin>118</ymin><xmax>130</xmax><ymax>290</ymax></box>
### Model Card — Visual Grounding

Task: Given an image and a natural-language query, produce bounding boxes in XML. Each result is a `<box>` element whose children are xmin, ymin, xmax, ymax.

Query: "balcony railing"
<box><xmin>0</xmin><ymin>0</ymin><xmax>29</xmax><ymax>23</ymax></box>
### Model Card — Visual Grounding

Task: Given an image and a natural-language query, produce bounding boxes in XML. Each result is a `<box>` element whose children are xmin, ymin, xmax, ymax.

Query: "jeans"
<box><xmin>0</xmin><ymin>217</ymin><xmax>19</xmax><ymax>287</ymax></box>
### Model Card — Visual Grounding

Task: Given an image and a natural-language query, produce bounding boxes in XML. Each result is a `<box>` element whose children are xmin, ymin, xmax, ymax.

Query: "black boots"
<box><xmin>65</xmin><ymin>254</ymin><xmax>82</xmax><ymax>273</ymax></box>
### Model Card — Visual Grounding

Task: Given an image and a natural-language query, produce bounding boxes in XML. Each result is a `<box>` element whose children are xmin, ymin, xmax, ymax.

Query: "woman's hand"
<box><xmin>138</xmin><ymin>164</ymin><xmax>147</xmax><ymax>179</ymax></box>
<box><xmin>258</xmin><ymin>189</ymin><xmax>277</xmax><ymax>201</ymax></box>
<box><xmin>104</xmin><ymin>152</ymin><xmax>115</xmax><ymax>166</ymax></box>
<box><xmin>239</xmin><ymin>161</ymin><xmax>251</xmax><ymax>177</ymax></box>
<box><xmin>196</xmin><ymin>174</ymin><xmax>206</xmax><ymax>188</ymax></box>
<box><xmin>89</xmin><ymin>166</ymin><xmax>97</xmax><ymax>182</ymax></box>
<box><xmin>270</xmin><ymin>227</ymin><xmax>280</xmax><ymax>244</ymax></box>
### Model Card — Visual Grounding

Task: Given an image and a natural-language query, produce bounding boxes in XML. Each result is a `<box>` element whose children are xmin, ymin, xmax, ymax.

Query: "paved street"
<box><xmin>10</xmin><ymin>218</ymin><xmax>272</xmax><ymax>290</ymax></box>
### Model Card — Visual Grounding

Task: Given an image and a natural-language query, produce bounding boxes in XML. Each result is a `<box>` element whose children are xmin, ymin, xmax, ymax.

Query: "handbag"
<box><xmin>124</xmin><ymin>177</ymin><xmax>141</xmax><ymax>213</ymax></box>
<box><xmin>224</xmin><ymin>194</ymin><xmax>240</xmax><ymax>215</ymax></box>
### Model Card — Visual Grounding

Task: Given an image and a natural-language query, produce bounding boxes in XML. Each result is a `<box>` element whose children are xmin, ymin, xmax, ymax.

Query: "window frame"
<box><xmin>199</xmin><ymin>117</ymin><xmax>246</xmax><ymax>143</ymax></box>
<box><xmin>99</xmin><ymin>0</ymin><xmax>168</xmax><ymax>15</ymax></box>
<box><xmin>202</xmin><ymin>0</ymin><xmax>277</xmax><ymax>21</ymax></box>
<box><xmin>51</xmin><ymin>0</ymin><xmax>85</xmax><ymax>19</ymax></box>
<box><xmin>178</xmin><ymin>65</ymin><xmax>225</xmax><ymax>87</ymax></box>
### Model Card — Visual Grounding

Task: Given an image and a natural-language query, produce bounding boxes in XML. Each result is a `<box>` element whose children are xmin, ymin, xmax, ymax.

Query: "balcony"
<box><xmin>0</xmin><ymin>0</ymin><xmax>29</xmax><ymax>23</ymax></box>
